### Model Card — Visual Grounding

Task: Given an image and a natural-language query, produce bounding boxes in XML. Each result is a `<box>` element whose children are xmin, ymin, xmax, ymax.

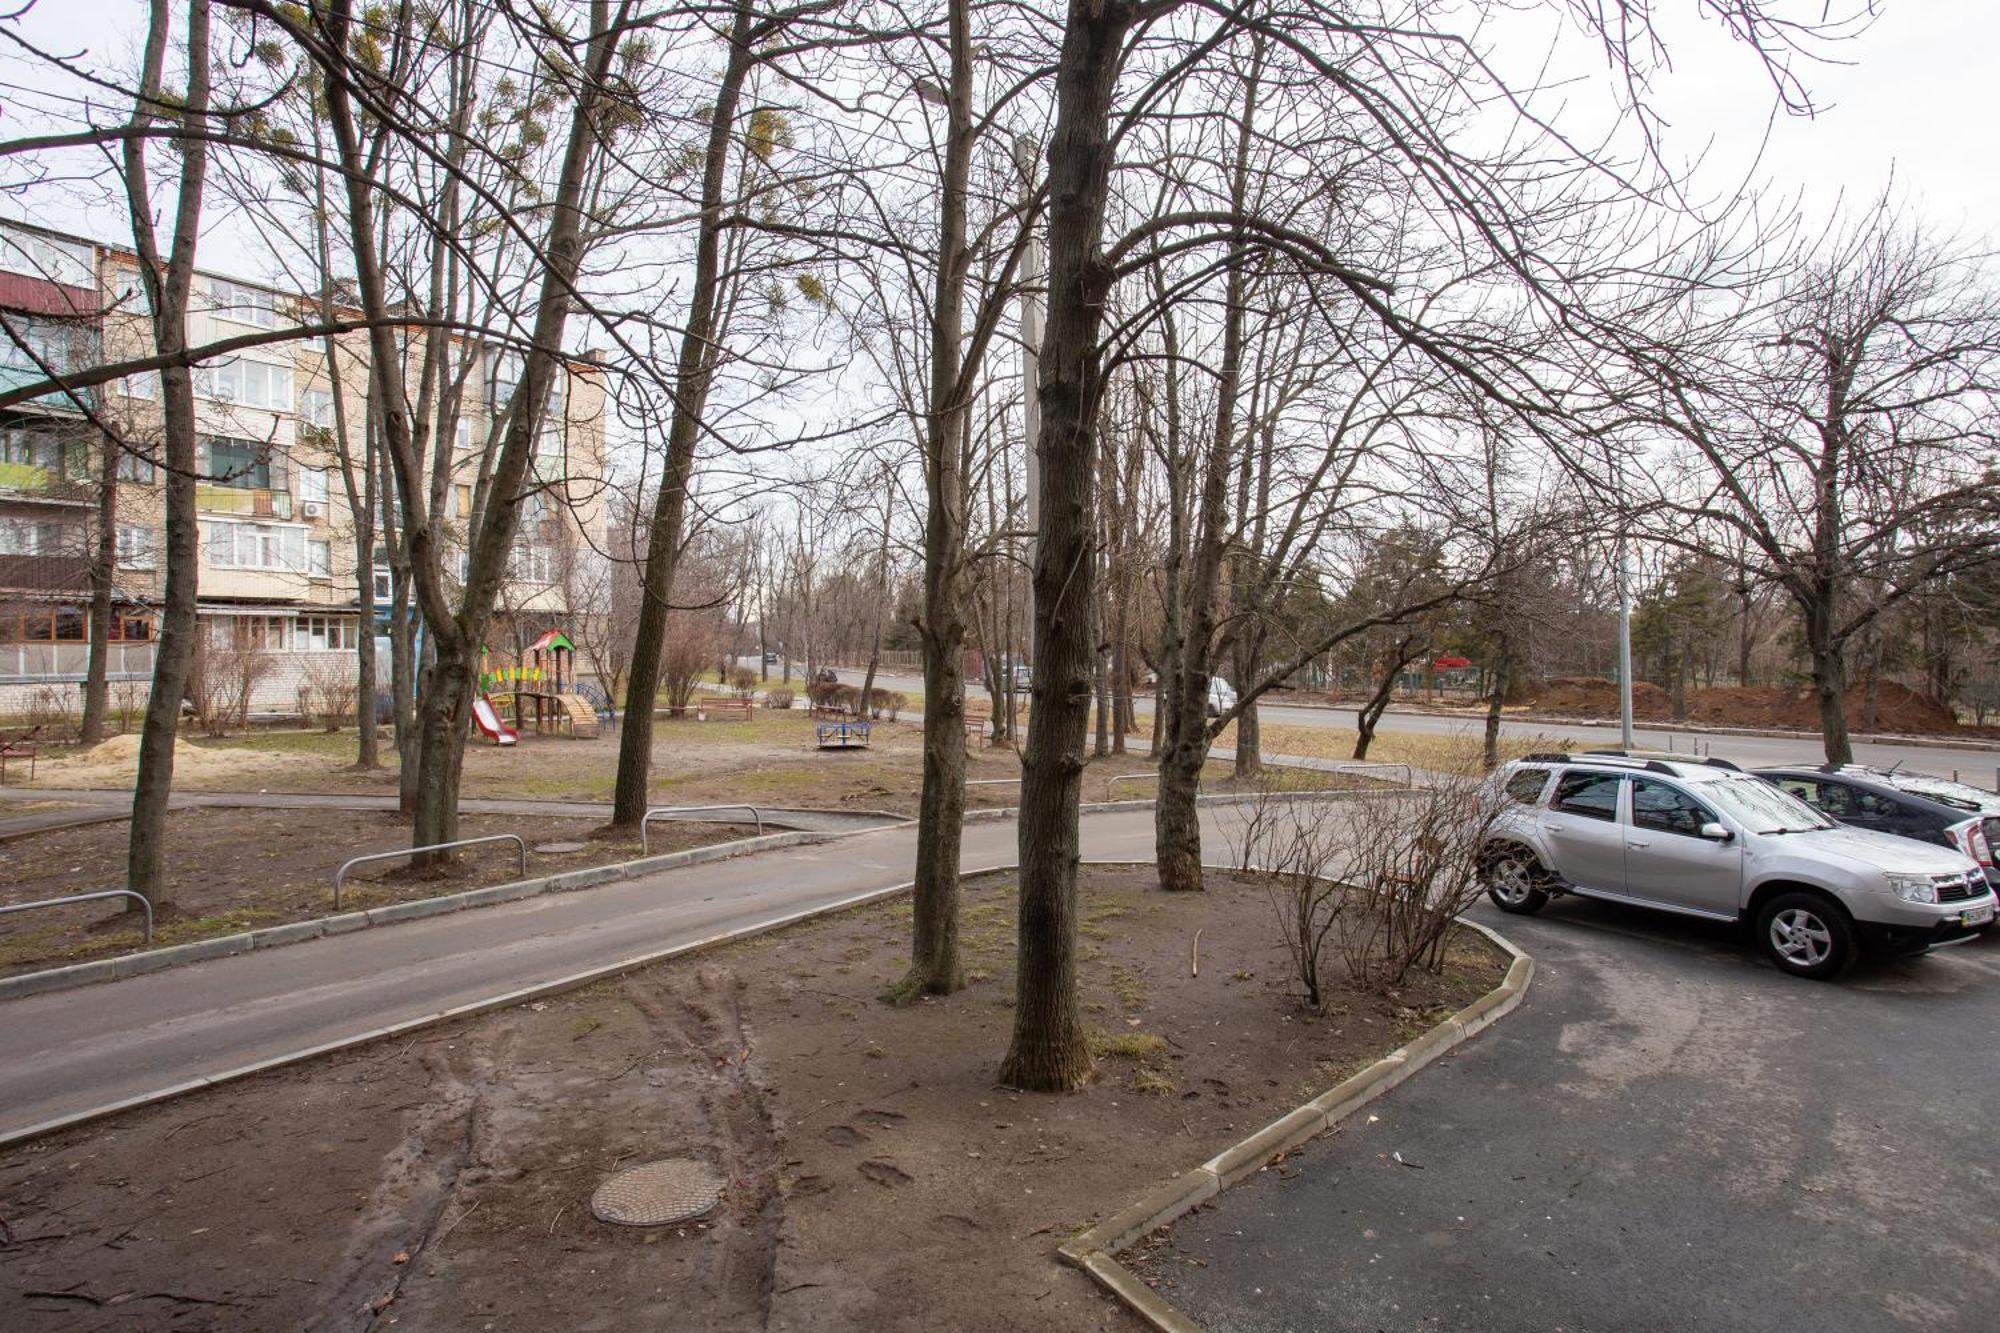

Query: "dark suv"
<box><xmin>1755</xmin><ymin>766</ymin><xmax>2000</xmax><ymax>892</ymax></box>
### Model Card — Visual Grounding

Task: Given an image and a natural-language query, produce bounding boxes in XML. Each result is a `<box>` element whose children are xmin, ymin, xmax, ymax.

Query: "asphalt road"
<box><xmin>817</xmin><ymin>665</ymin><xmax>2000</xmax><ymax>785</ymax></box>
<box><xmin>0</xmin><ymin>804</ymin><xmax>1249</xmax><ymax>1144</ymax></box>
<box><xmin>1144</xmin><ymin>897</ymin><xmax>2000</xmax><ymax>1332</ymax></box>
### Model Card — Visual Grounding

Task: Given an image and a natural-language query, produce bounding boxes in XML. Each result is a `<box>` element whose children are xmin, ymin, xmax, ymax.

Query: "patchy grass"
<box><xmin>1088</xmin><ymin>1029</ymin><xmax>1169</xmax><ymax>1060</ymax></box>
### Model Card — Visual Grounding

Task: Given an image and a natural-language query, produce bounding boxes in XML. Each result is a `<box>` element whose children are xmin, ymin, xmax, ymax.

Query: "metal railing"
<box><xmin>0</xmin><ymin>889</ymin><xmax>153</xmax><ymax>943</ymax></box>
<box><xmin>641</xmin><ymin>805</ymin><xmax>767</xmax><ymax>856</ymax></box>
<box><xmin>965</xmin><ymin>778</ymin><xmax>1020</xmax><ymax>788</ymax></box>
<box><xmin>1316</xmin><ymin>761</ymin><xmax>1413</xmax><ymax>788</ymax></box>
<box><xmin>1106</xmin><ymin>773</ymin><xmax>1161</xmax><ymax>799</ymax></box>
<box><xmin>333</xmin><ymin>834</ymin><xmax>527</xmax><ymax>909</ymax></box>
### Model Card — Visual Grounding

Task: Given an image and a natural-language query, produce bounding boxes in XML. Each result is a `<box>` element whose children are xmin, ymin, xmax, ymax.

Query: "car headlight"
<box><xmin>1885</xmin><ymin>873</ymin><xmax>1939</xmax><ymax>904</ymax></box>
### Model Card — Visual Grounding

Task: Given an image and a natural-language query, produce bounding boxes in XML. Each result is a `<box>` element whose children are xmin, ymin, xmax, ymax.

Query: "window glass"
<box><xmin>208</xmin><ymin>278</ymin><xmax>279</xmax><ymax>328</ymax></box>
<box><xmin>1503</xmin><ymin>767</ymin><xmax>1551</xmax><ymax>805</ymax></box>
<box><xmin>193</xmin><ymin>357</ymin><xmax>293</xmax><ymax>409</ymax></box>
<box><xmin>205</xmin><ymin>436</ymin><xmax>272</xmax><ymax>489</ymax></box>
<box><xmin>1854</xmin><ymin>789</ymin><xmax>1905</xmax><ymax>818</ymax></box>
<box><xmin>1551</xmin><ymin>772</ymin><xmax>1622</xmax><ymax>822</ymax></box>
<box><xmin>1631</xmin><ymin>779</ymin><xmax>1718</xmax><ymax>837</ymax></box>
<box><xmin>301</xmin><ymin>388</ymin><xmax>335</xmax><ymax>429</ymax></box>
<box><xmin>117</xmin><ymin>447</ymin><xmax>155</xmax><ymax>482</ymax></box>
<box><xmin>123</xmin><ymin>370</ymin><xmax>158</xmax><ymax>400</ymax></box>
<box><xmin>309</xmin><ymin>539</ymin><xmax>330</xmax><ymax>578</ymax></box>
<box><xmin>116</xmin><ymin>525</ymin><xmax>154</xmax><ymax>568</ymax></box>
<box><xmin>300</xmin><ymin>467</ymin><xmax>328</xmax><ymax>505</ymax></box>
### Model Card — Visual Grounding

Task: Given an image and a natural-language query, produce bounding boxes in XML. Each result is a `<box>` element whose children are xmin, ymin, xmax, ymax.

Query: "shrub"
<box><xmin>730</xmin><ymin>666</ymin><xmax>758</xmax><ymax>697</ymax></box>
<box><xmin>766</xmin><ymin>686</ymin><xmax>794</xmax><ymax>710</ymax></box>
<box><xmin>24</xmin><ymin>685</ymin><xmax>78</xmax><ymax>743</ymax></box>
<box><xmin>188</xmin><ymin>642</ymin><xmax>273</xmax><ymax>737</ymax></box>
<box><xmin>301</xmin><ymin>657</ymin><xmax>357</xmax><ymax>732</ymax></box>
<box><xmin>1336</xmin><ymin>773</ymin><xmax>1498</xmax><ymax>989</ymax></box>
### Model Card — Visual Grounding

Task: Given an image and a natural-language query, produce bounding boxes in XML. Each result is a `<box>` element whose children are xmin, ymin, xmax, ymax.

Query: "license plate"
<box><xmin>1964</xmin><ymin>904</ymin><xmax>1995</xmax><ymax>928</ymax></box>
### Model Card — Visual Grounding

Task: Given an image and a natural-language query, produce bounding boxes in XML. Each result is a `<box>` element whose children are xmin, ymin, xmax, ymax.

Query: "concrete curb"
<box><xmin>0</xmin><ymin>828</ymin><xmax>840</xmax><ymax>1003</ymax></box>
<box><xmin>1056</xmin><ymin>913</ymin><xmax>1534</xmax><ymax>1332</ymax></box>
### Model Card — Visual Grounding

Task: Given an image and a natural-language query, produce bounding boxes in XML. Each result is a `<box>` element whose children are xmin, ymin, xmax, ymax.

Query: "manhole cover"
<box><xmin>534</xmin><ymin>840</ymin><xmax>591</xmax><ymax>855</ymax></box>
<box><xmin>590</xmin><ymin>1159</ymin><xmax>726</xmax><ymax>1227</ymax></box>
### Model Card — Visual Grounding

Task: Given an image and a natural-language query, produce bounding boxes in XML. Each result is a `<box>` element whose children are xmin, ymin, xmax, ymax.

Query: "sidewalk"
<box><xmin>0</xmin><ymin>805</ymin><xmax>1205</xmax><ymax>1144</ymax></box>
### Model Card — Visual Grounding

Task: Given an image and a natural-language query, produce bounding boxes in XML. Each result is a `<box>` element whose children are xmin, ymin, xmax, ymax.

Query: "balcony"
<box><xmin>197</xmin><ymin>484</ymin><xmax>292</xmax><ymax>519</ymax></box>
<box><xmin>0</xmin><ymin>459</ymin><xmax>90</xmax><ymax>505</ymax></box>
<box><xmin>0</xmin><ymin>362</ymin><xmax>88</xmax><ymax>413</ymax></box>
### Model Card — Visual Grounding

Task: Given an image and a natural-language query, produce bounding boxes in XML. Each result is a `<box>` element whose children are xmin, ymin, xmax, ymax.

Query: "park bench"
<box><xmin>700</xmin><ymin>696</ymin><xmax>754</xmax><ymax>722</ymax></box>
<box><xmin>0</xmin><ymin>728</ymin><xmax>40</xmax><ymax>785</ymax></box>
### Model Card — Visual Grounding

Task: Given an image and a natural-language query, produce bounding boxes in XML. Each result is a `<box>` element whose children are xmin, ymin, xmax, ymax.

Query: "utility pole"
<box><xmin>1617</xmin><ymin>536</ymin><xmax>1635</xmax><ymax>749</ymax></box>
<box><xmin>1015</xmin><ymin>133</ymin><xmax>1042</xmax><ymax>671</ymax></box>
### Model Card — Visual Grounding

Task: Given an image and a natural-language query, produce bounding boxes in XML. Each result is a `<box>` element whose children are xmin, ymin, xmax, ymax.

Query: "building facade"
<box><xmin>0</xmin><ymin>218</ymin><xmax>609</xmax><ymax>725</ymax></box>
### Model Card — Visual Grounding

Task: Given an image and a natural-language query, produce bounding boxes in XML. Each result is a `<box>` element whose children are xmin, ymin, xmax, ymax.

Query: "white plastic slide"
<box><xmin>472</xmin><ymin>693</ymin><xmax>519</xmax><ymax>746</ymax></box>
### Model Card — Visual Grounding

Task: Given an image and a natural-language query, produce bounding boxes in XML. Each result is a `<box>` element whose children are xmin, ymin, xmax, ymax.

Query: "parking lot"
<box><xmin>1140</xmin><ymin>896</ymin><xmax>2000</xmax><ymax>1332</ymax></box>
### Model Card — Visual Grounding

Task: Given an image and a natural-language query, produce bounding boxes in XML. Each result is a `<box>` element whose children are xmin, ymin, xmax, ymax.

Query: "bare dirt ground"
<box><xmin>12</xmin><ymin>712</ymin><xmax>1344</xmax><ymax>815</ymax></box>
<box><xmin>0</xmin><ymin>806</ymin><xmax>744</xmax><ymax>977</ymax></box>
<box><xmin>0</xmin><ymin>864</ymin><xmax>1507</xmax><ymax>1332</ymax></box>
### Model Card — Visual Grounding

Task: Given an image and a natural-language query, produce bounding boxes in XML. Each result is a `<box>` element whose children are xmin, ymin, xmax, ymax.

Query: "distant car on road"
<box><xmin>1755</xmin><ymin>765</ymin><xmax>2000</xmax><ymax>892</ymax></box>
<box><xmin>1479</xmin><ymin>752</ymin><xmax>1993</xmax><ymax>979</ymax></box>
<box><xmin>763</xmin><ymin>651</ymin><xmax>779</xmax><ymax>665</ymax></box>
<box><xmin>1206</xmin><ymin>676</ymin><xmax>1237</xmax><ymax>717</ymax></box>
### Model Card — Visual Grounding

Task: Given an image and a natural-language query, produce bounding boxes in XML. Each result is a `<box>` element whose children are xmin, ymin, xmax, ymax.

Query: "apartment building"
<box><xmin>0</xmin><ymin>217</ymin><xmax>609</xmax><ymax>722</ymax></box>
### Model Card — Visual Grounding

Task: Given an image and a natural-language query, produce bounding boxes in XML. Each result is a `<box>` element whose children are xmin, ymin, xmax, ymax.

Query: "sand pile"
<box><xmin>46</xmin><ymin>733</ymin><xmax>307</xmax><ymax>788</ymax></box>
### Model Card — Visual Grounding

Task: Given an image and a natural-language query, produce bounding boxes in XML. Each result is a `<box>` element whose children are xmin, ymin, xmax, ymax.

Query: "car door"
<box><xmin>1622</xmin><ymin>778</ymin><xmax>1743</xmax><ymax>917</ymax></box>
<box><xmin>1541</xmin><ymin>771</ymin><xmax>1628</xmax><ymax>893</ymax></box>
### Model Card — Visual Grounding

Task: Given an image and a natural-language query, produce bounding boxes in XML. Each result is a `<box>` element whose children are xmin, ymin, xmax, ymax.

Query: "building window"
<box><xmin>123</xmin><ymin>370</ymin><xmax>158</xmax><ymax>400</ymax></box>
<box><xmin>0</xmin><ymin>316</ymin><xmax>78</xmax><ymax>374</ymax></box>
<box><xmin>117</xmin><ymin>448</ymin><xmax>156</xmax><ymax>483</ymax></box>
<box><xmin>109</xmin><ymin>609</ymin><xmax>152</xmax><ymax>641</ymax></box>
<box><xmin>455</xmin><ymin>417</ymin><xmax>473</xmax><ymax>451</ymax></box>
<box><xmin>116</xmin><ymin>525</ymin><xmax>155</xmax><ymax>569</ymax></box>
<box><xmin>308</xmin><ymin>538</ymin><xmax>331</xmax><ymax>578</ymax></box>
<box><xmin>208</xmin><ymin>277</ymin><xmax>279</xmax><ymax>328</ymax></box>
<box><xmin>0</xmin><ymin>516</ymin><xmax>73</xmax><ymax>555</ymax></box>
<box><xmin>301</xmin><ymin>388</ymin><xmax>335</xmax><ymax>428</ymax></box>
<box><xmin>0</xmin><ymin>605</ymin><xmax>89</xmax><ymax>642</ymax></box>
<box><xmin>300</xmin><ymin>614</ymin><xmax>355</xmax><ymax>650</ymax></box>
<box><xmin>193</xmin><ymin>357</ymin><xmax>293</xmax><ymax>410</ymax></box>
<box><xmin>508</xmin><ymin>543</ymin><xmax>554</xmax><ymax>584</ymax></box>
<box><xmin>204</xmin><ymin>519</ymin><xmax>309</xmax><ymax>572</ymax></box>
<box><xmin>1</xmin><ymin>420</ymin><xmax>79</xmax><ymax>474</ymax></box>
<box><xmin>204</xmin><ymin>436</ymin><xmax>274</xmax><ymax>489</ymax></box>
<box><xmin>372</xmin><ymin>546</ymin><xmax>392</xmax><ymax>603</ymax></box>
<box><xmin>300</xmin><ymin>467</ymin><xmax>328</xmax><ymax>506</ymax></box>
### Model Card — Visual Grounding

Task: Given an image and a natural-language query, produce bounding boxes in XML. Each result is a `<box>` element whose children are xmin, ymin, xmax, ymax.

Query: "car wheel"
<box><xmin>1482</xmin><ymin>845</ymin><xmax>1549</xmax><ymax>915</ymax></box>
<box><xmin>1757</xmin><ymin>891</ymin><xmax>1857</xmax><ymax>980</ymax></box>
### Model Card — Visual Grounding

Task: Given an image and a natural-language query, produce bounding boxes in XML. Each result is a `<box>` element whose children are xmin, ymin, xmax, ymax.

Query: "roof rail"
<box><xmin>1521</xmin><ymin>751</ymin><xmax>1574</xmax><ymax>763</ymax></box>
<box><xmin>1702</xmin><ymin>757</ymin><xmax>1743</xmax><ymax>772</ymax></box>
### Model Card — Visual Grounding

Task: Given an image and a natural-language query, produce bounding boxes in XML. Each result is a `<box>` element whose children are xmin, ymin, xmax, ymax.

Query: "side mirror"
<box><xmin>1699</xmin><ymin>822</ymin><xmax>1734</xmax><ymax>843</ymax></box>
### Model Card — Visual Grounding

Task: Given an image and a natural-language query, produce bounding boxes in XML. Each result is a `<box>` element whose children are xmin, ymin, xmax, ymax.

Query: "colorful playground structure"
<box><xmin>475</xmin><ymin>629</ymin><xmax>602</xmax><ymax>743</ymax></box>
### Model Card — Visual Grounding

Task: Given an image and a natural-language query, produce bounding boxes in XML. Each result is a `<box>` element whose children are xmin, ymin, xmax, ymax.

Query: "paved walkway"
<box><xmin>1145</xmin><ymin>898</ymin><xmax>2000</xmax><ymax>1332</ymax></box>
<box><xmin>0</xmin><ymin>804</ymin><xmax>1267</xmax><ymax>1144</ymax></box>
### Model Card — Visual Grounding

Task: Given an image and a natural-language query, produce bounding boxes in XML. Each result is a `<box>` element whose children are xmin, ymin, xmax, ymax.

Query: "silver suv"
<box><xmin>1478</xmin><ymin>754</ymin><xmax>1995</xmax><ymax>979</ymax></box>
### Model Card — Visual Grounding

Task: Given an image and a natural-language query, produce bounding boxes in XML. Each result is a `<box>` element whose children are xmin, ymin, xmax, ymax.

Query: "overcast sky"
<box><xmin>2</xmin><ymin>1</ymin><xmax>1991</xmax><ymax>267</ymax></box>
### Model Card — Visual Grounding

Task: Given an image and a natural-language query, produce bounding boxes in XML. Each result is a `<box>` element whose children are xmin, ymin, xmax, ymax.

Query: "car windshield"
<box><xmin>1887</xmin><ymin>776</ymin><xmax>1992</xmax><ymax>811</ymax></box>
<box><xmin>1707</xmin><ymin>778</ymin><xmax>1833</xmax><ymax>834</ymax></box>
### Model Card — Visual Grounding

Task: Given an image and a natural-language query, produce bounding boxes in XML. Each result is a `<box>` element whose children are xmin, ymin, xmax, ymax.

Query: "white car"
<box><xmin>1206</xmin><ymin>677</ymin><xmax>1237</xmax><ymax>717</ymax></box>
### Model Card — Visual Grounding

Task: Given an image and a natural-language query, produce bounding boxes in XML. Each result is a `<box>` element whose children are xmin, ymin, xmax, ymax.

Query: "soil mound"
<box><xmin>1523</xmin><ymin>677</ymin><xmax>1964</xmax><ymax>735</ymax></box>
<box><xmin>46</xmin><ymin>734</ymin><xmax>307</xmax><ymax>787</ymax></box>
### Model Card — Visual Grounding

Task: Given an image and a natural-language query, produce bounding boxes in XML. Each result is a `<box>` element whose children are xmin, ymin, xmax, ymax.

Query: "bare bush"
<box><xmin>113</xmin><ymin>681</ymin><xmax>146</xmax><ymax>734</ymax></box>
<box><xmin>766</xmin><ymin>686</ymin><xmax>794</xmax><ymax>710</ymax></box>
<box><xmin>730</xmin><ymin>666</ymin><xmax>758</xmax><ymax>697</ymax></box>
<box><xmin>301</xmin><ymin>657</ymin><xmax>357</xmax><ymax>732</ymax></box>
<box><xmin>24</xmin><ymin>685</ymin><xmax>79</xmax><ymax>743</ymax></box>
<box><xmin>660</xmin><ymin>611</ymin><xmax>725</xmax><ymax>715</ymax></box>
<box><xmin>188</xmin><ymin>643</ymin><xmax>273</xmax><ymax>737</ymax></box>
<box><xmin>1220</xmin><ymin>782</ymin><xmax>1356</xmax><ymax>1012</ymax></box>
<box><xmin>862</xmin><ymin>687</ymin><xmax>907</xmax><ymax>720</ymax></box>
<box><xmin>1335</xmin><ymin>776</ymin><xmax>1500</xmax><ymax>990</ymax></box>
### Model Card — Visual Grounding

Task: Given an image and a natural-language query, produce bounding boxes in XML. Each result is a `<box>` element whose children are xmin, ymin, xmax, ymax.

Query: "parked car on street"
<box><xmin>1755</xmin><ymin>765</ymin><xmax>2000</xmax><ymax>892</ymax></box>
<box><xmin>1206</xmin><ymin>676</ymin><xmax>1238</xmax><ymax>718</ymax></box>
<box><xmin>1479</xmin><ymin>753</ymin><xmax>1993</xmax><ymax>979</ymax></box>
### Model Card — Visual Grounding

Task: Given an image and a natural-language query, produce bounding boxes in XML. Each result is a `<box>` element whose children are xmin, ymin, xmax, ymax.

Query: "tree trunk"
<box><xmin>1803</xmin><ymin>601</ymin><xmax>1852</xmax><ymax>764</ymax></box>
<box><xmin>611</xmin><ymin>2</ymin><xmax>755</xmax><ymax>828</ymax></box>
<box><xmin>122</xmin><ymin>0</ymin><xmax>210</xmax><ymax>906</ymax></box>
<box><xmin>79</xmin><ymin>431</ymin><xmax>119</xmax><ymax>746</ymax></box>
<box><xmin>997</xmin><ymin>0</ymin><xmax>1132</xmax><ymax>1094</ymax></box>
<box><xmin>1354</xmin><ymin>649</ymin><xmax>1405</xmax><ymax>761</ymax></box>
<box><xmin>1231</xmin><ymin>631</ymin><xmax>1261</xmax><ymax>778</ymax></box>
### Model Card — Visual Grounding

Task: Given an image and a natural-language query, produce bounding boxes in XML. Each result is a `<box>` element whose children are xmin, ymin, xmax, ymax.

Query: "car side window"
<box><xmin>1551</xmin><ymin>772</ymin><xmax>1622</xmax><ymax>822</ymax></box>
<box><xmin>1503</xmin><ymin>767</ymin><xmax>1552</xmax><ymax>805</ymax></box>
<box><xmin>1806</xmin><ymin>781</ymin><xmax>1854</xmax><ymax>818</ymax></box>
<box><xmin>1630</xmin><ymin>778</ymin><xmax>1717</xmax><ymax>838</ymax></box>
<box><xmin>1854</xmin><ymin>789</ymin><xmax>1904</xmax><ymax>819</ymax></box>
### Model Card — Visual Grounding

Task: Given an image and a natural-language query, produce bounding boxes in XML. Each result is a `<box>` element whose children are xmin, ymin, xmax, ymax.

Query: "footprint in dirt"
<box><xmin>823</xmin><ymin>1124</ymin><xmax>868</xmax><ymax>1147</ymax></box>
<box><xmin>855</xmin><ymin>1109</ymin><xmax>907</xmax><ymax>1129</ymax></box>
<box><xmin>858</xmin><ymin>1159</ymin><xmax>914</xmax><ymax>1187</ymax></box>
<box><xmin>790</xmin><ymin>1174</ymin><xmax>834</xmax><ymax>1196</ymax></box>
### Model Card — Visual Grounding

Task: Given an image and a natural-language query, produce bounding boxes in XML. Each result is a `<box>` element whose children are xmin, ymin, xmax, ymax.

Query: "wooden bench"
<box><xmin>0</xmin><ymin>730</ymin><xmax>40</xmax><ymax>785</ymax></box>
<box><xmin>699</xmin><ymin>697</ymin><xmax>753</xmax><ymax>722</ymax></box>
